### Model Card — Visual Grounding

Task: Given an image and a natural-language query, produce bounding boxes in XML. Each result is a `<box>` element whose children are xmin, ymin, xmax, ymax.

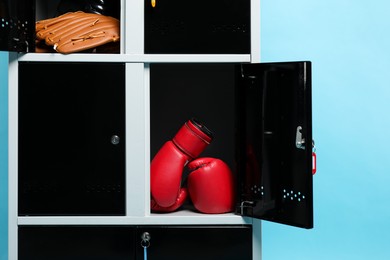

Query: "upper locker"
<box><xmin>0</xmin><ymin>0</ymin><xmax>252</xmax><ymax>55</ymax></box>
<box><xmin>0</xmin><ymin>0</ymin><xmax>122</xmax><ymax>54</ymax></box>
<box><xmin>0</xmin><ymin>0</ymin><xmax>35</xmax><ymax>52</ymax></box>
<box><xmin>236</xmin><ymin>62</ymin><xmax>314</xmax><ymax>229</ymax></box>
<box><xmin>144</xmin><ymin>0</ymin><xmax>251</xmax><ymax>54</ymax></box>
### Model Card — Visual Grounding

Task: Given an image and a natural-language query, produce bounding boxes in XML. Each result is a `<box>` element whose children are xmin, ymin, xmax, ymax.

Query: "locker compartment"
<box><xmin>0</xmin><ymin>0</ymin><xmax>121</xmax><ymax>53</ymax></box>
<box><xmin>150</xmin><ymin>62</ymin><xmax>313</xmax><ymax>228</ymax></box>
<box><xmin>18</xmin><ymin>62</ymin><xmax>126</xmax><ymax>216</ymax></box>
<box><xmin>150</xmin><ymin>63</ymin><xmax>237</xmax><ymax>167</ymax></box>
<box><xmin>18</xmin><ymin>225</ymin><xmax>251</xmax><ymax>260</ymax></box>
<box><xmin>144</xmin><ymin>0</ymin><xmax>250</xmax><ymax>54</ymax></box>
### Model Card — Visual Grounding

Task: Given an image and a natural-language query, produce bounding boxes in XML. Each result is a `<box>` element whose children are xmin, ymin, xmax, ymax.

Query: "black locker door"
<box><xmin>19</xmin><ymin>226</ymin><xmax>135</xmax><ymax>260</ymax></box>
<box><xmin>0</xmin><ymin>0</ymin><xmax>35</xmax><ymax>52</ymax></box>
<box><xmin>136</xmin><ymin>226</ymin><xmax>253</xmax><ymax>260</ymax></box>
<box><xmin>236</xmin><ymin>61</ymin><xmax>313</xmax><ymax>229</ymax></box>
<box><xmin>18</xmin><ymin>62</ymin><xmax>126</xmax><ymax>216</ymax></box>
<box><xmin>144</xmin><ymin>0</ymin><xmax>250</xmax><ymax>54</ymax></box>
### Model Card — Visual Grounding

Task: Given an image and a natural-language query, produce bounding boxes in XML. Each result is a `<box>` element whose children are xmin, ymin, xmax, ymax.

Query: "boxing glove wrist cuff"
<box><xmin>173</xmin><ymin>119</ymin><xmax>213</xmax><ymax>159</ymax></box>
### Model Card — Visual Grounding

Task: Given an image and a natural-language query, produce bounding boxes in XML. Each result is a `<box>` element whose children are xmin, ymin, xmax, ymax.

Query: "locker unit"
<box><xmin>3</xmin><ymin>0</ymin><xmax>314</xmax><ymax>259</ymax></box>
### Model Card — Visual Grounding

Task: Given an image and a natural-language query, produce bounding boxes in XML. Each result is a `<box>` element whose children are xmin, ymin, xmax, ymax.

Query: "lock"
<box><xmin>141</xmin><ymin>232</ymin><xmax>151</xmax><ymax>248</ymax></box>
<box><xmin>141</xmin><ymin>232</ymin><xmax>151</xmax><ymax>243</ymax></box>
<box><xmin>111</xmin><ymin>135</ymin><xmax>120</xmax><ymax>145</ymax></box>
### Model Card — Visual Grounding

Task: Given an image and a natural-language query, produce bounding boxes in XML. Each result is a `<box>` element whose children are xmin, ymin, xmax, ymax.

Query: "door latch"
<box><xmin>296</xmin><ymin>126</ymin><xmax>317</xmax><ymax>174</ymax></box>
<box><xmin>296</xmin><ymin>126</ymin><xmax>306</xmax><ymax>150</ymax></box>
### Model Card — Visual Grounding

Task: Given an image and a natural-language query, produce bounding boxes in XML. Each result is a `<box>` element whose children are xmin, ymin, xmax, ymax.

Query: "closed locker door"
<box><xmin>136</xmin><ymin>226</ymin><xmax>252</xmax><ymax>260</ymax></box>
<box><xmin>18</xmin><ymin>62</ymin><xmax>126</xmax><ymax>216</ymax></box>
<box><xmin>19</xmin><ymin>226</ymin><xmax>135</xmax><ymax>260</ymax></box>
<box><xmin>144</xmin><ymin>0</ymin><xmax>250</xmax><ymax>54</ymax></box>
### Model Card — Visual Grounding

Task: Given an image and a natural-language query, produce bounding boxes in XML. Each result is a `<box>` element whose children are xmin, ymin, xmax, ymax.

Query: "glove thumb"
<box><xmin>187</xmin><ymin>157</ymin><xmax>214</xmax><ymax>171</ymax></box>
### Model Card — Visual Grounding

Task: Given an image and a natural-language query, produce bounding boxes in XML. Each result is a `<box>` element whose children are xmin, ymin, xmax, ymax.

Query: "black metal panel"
<box><xmin>0</xmin><ymin>0</ymin><xmax>35</xmax><ymax>52</ymax></box>
<box><xmin>236</xmin><ymin>62</ymin><xmax>313</xmax><ymax>228</ymax></box>
<box><xmin>144</xmin><ymin>0</ymin><xmax>250</xmax><ymax>54</ymax></box>
<box><xmin>19</xmin><ymin>226</ymin><xmax>135</xmax><ymax>260</ymax></box>
<box><xmin>136</xmin><ymin>226</ymin><xmax>252</xmax><ymax>260</ymax></box>
<box><xmin>18</xmin><ymin>62</ymin><xmax>126</xmax><ymax>216</ymax></box>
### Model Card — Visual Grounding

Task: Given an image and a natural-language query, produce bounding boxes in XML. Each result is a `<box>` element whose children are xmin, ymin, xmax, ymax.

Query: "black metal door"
<box><xmin>136</xmin><ymin>226</ymin><xmax>252</xmax><ymax>260</ymax></box>
<box><xmin>236</xmin><ymin>61</ymin><xmax>313</xmax><ymax>229</ymax></box>
<box><xmin>144</xmin><ymin>0</ymin><xmax>250</xmax><ymax>54</ymax></box>
<box><xmin>19</xmin><ymin>226</ymin><xmax>135</xmax><ymax>260</ymax></box>
<box><xmin>18</xmin><ymin>62</ymin><xmax>126</xmax><ymax>216</ymax></box>
<box><xmin>0</xmin><ymin>0</ymin><xmax>35</xmax><ymax>52</ymax></box>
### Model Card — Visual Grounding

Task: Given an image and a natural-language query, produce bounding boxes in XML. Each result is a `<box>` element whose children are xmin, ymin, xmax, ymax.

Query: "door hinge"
<box><xmin>239</xmin><ymin>201</ymin><xmax>255</xmax><ymax>215</ymax></box>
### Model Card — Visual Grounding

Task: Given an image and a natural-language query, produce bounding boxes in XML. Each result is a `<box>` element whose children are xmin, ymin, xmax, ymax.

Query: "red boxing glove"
<box><xmin>151</xmin><ymin>188</ymin><xmax>188</xmax><ymax>212</ymax></box>
<box><xmin>151</xmin><ymin>119</ymin><xmax>213</xmax><ymax>211</ymax></box>
<box><xmin>187</xmin><ymin>157</ymin><xmax>235</xmax><ymax>214</ymax></box>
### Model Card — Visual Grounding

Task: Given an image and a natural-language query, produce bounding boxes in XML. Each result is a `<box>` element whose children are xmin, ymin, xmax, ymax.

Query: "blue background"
<box><xmin>1</xmin><ymin>0</ymin><xmax>390</xmax><ymax>259</ymax></box>
<box><xmin>261</xmin><ymin>0</ymin><xmax>390</xmax><ymax>259</ymax></box>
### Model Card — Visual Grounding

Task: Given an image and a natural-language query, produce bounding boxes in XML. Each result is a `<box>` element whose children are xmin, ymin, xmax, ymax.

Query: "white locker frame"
<box><xmin>8</xmin><ymin>0</ymin><xmax>262</xmax><ymax>259</ymax></box>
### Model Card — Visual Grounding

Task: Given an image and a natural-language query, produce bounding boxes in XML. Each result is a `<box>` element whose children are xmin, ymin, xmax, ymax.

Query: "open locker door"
<box><xmin>236</xmin><ymin>61</ymin><xmax>313</xmax><ymax>229</ymax></box>
<box><xmin>0</xmin><ymin>0</ymin><xmax>35</xmax><ymax>52</ymax></box>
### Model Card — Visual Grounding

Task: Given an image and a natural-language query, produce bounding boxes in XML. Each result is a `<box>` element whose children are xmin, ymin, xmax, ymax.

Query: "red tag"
<box><xmin>312</xmin><ymin>152</ymin><xmax>317</xmax><ymax>175</ymax></box>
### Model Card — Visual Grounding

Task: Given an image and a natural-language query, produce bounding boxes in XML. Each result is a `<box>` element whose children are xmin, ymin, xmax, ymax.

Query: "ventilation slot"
<box><xmin>283</xmin><ymin>189</ymin><xmax>306</xmax><ymax>202</ymax></box>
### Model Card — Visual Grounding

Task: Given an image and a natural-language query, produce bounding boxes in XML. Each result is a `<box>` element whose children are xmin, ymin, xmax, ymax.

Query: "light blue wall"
<box><xmin>0</xmin><ymin>52</ymin><xmax>8</xmax><ymax>260</ymax></box>
<box><xmin>1</xmin><ymin>1</ymin><xmax>390</xmax><ymax>259</ymax></box>
<box><xmin>262</xmin><ymin>0</ymin><xmax>390</xmax><ymax>259</ymax></box>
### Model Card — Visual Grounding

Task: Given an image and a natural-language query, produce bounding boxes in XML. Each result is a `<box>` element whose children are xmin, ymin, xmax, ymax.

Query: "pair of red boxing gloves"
<box><xmin>151</xmin><ymin>119</ymin><xmax>235</xmax><ymax>214</ymax></box>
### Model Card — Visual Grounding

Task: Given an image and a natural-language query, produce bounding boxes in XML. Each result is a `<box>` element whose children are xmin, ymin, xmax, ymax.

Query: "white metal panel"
<box><xmin>8</xmin><ymin>52</ymin><xmax>19</xmax><ymax>260</ymax></box>
<box><xmin>17</xmin><ymin>53</ymin><xmax>251</xmax><ymax>63</ymax></box>
<box><xmin>253</xmin><ymin>219</ymin><xmax>262</xmax><ymax>260</ymax></box>
<box><xmin>251</xmin><ymin>0</ymin><xmax>261</xmax><ymax>63</ymax></box>
<box><xmin>124</xmin><ymin>0</ymin><xmax>144</xmax><ymax>54</ymax></box>
<box><xmin>125</xmin><ymin>63</ymin><xmax>148</xmax><ymax>217</ymax></box>
<box><xmin>18</xmin><ymin>213</ymin><xmax>250</xmax><ymax>226</ymax></box>
<box><xmin>143</xmin><ymin>64</ymin><xmax>151</xmax><ymax>216</ymax></box>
